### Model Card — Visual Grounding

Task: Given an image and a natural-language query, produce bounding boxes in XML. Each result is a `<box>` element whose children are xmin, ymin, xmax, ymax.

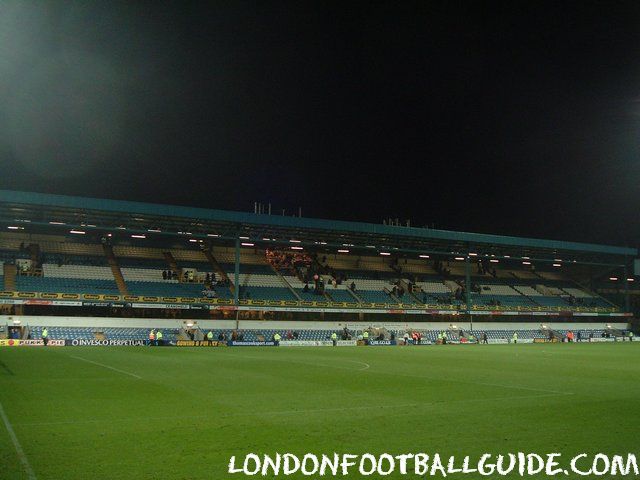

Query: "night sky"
<box><xmin>1</xmin><ymin>2</ymin><xmax>639</xmax><ymax>246</ymax></box>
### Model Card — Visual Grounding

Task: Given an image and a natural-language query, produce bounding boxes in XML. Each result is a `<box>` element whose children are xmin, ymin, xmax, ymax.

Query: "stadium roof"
<box><xmin>0</xmin><ymin>190</ymin><xmax>635</xmax><ymax>266</ymax></box>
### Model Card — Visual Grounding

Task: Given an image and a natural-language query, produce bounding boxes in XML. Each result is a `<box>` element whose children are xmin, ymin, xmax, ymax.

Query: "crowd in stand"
<box><xmin>266</xmin><ymin>249</ymin><xmax>312</xmax><ymax>276</ymax></box>
<box><xmin>433</xmin><ymin>259</ymin><xmax>451</xmax><ymax>278</ymax></box>
<box><xmin>162</xmin><ymin>270</ymin><xmax>178</xmax><ymax>280</ymax></box>
<box><xmin>566</xmin><ymin>295</ymin><xmax>598</xmax><ymax>308</ymax></box>
<box><xmin>341</xmin><ymin>327</ymin><xmax>353</xmax><ymax>340</ymax></box>
<box><xmin>302</xmin><ymin>273</ymin><xmax>339</xmax><ymax>296</ymax></box>
<box><xmin>434</xmin><ymin>258</ymin><xmax>497</xmax><ymax>278</ymax></box>
<box><xmin>266</xmin><ymin>251</ymin><xmax>343</xmax><ymax>297</ymax></box>
<box><xmin>285</xmin><ymin>330</ymin><xmax>300</xmax><ymax>340</ymax></box>
<box><xmin>477</xmin><ymin>260</ymin><xmax>497</xmax><ymax>277</ymax></box>
<box><xmin>390</xmin><ymin>283</ymin><xmax>406</xmax><ymax>298</ymax></box>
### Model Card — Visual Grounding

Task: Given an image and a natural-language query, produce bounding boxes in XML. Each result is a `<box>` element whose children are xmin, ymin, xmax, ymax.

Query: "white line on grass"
<box><xmin>69</xmin><ymin>355</ymin><xmax>142</xmax><ymax>379</ymax></box>
<box><xmin>355</xmin><ymin>361</ymin><xmax>370</xmax><ymax>370</ymax></box>
<box><xmin>0</xmin><ymin>399</ymin><xmax>37</xmax><ymax>480</ymax></box>
<box><xmin>221</xmin><ymin>351</ymin><xmax>564</xmax><ymax>394</ymax></box>
<box><xmin>222</xmin><ymin>352</ymin><xmax>370</xmax><ymax>372</ymax></box>
<box><xmin>467</xmin><ymin>380</ymin><xmax>567</xmax><ymax>395</ymax></box>
<box><xmin>385</xmin><ymin>370</ymin><xmax>570</xmax><ymax>395</ymax></box>
<box><xmin>381</xmin><ymin>391</ymin><xmax>573</xmax><ymax>421</ymax></box>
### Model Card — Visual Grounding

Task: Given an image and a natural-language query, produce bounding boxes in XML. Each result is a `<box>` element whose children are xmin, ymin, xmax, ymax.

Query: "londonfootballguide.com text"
<box><xmin>228</xmin><ymin>452</ymin><xmax>639</xmax><ymax>477</ymax></box>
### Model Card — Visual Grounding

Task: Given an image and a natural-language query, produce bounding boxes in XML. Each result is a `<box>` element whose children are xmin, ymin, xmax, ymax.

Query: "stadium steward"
<box><xmin>512</xmin><ymin>332</ymin><xmax>518</xmax><ymax>344</ymax></box>
<box><xmin>41</xmin><ymin>327</ymin><xmax>48</xmax><ymax>346</ymax></box>
<box><xmin>331</xmin><ymin>332</ymin><xmax>337</xmax><ymax>346</ymax></box>
<box><xmin>362</xmin><ymin>329</ymin><xmax>369</xmax><ymax>345</ymax></box>
<box><xmin>156</xmin><ymin>330</ymin><xmax>163</xmax><ymax>346</ymax></box>
<box><xmin>273</xmin><ymin>332</ymin><xmax>281</xmax><ymax>346</ymax></box>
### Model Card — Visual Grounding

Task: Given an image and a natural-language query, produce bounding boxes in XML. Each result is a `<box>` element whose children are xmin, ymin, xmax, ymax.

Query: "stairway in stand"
<box><xmin>202</xmin><ymin>249</ymin><xmax>235</xmax><ymax>296</ymax></box>
<box><xmin>3</xmin><ymin>263</ymin><xmax>17</xmax><ymax>291</ymax></box>
<box><xmin>103</xmin><ymin>244</ymin><xmax>129</xmax><ymax>295</ymax></box>
<box><xmin>163</xmin><ymin>251</ymin><xmax>180</xmax><ymax>280</ymax></box>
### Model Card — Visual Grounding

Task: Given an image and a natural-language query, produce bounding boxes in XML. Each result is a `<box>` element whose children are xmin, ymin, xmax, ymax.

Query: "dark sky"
<box><xmin>1</xmin><ymin>1</ymin><xmax>640</xmax><ymax>246</ymax></box>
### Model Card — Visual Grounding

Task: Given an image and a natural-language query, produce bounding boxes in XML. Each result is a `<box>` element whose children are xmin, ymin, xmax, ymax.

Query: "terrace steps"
<box><xmin>28</xmin><ymin>243</ymin><xmax>40</xmax><ymax>268</ymax></box>
<box><xmin>324</xmin><ymin>290</ymin><xmax>336</xmax><ymax>302</ymax></box>
<box><xmin>346</xmin><ymin>286</ymin><xmax>363</xmax><ymax>303</ymax></box>
<box><xmin>203</xmin><ymin>249</ymin><xmax>235</xmax><ymax>295</ymax></box>
<box><xmin>407</xmin><ymin>288</ymin><xmax>424</xmax><ymax>305</ymax></box>
<box><xmin>103</xmin><ymin>245</ymin><xmax>129</xmax><ymax>295</ymax></box>
<box><xmin>383</xmin><ymin>286</ymin><xmax>402</xmax><ymax>303</ymax></box>
<box><xmin>269</xmin><ymin>266</ymin><xmax>302</xmax><ymax>301</ymax></box>
<box><xmin>3</xmin><ymin>263</ymin><xmax>16</xmax><ymax>291</ymax></box>
<box><xmin>510</xmin><ymin>284</ymin><xmax>540</xmax><ymax>306</ymax></box>
<box><xmin>163</xmin><ymin>251</ymin><xmax>179</xmax><ymax>277</ymax></box>
<box><xmin>444</xmin><ymin>280</ymin><xmax>459</xmax><ymax>293</ymax></box>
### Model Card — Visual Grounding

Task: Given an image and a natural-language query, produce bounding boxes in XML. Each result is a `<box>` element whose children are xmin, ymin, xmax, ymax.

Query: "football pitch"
<box><xmin>1</xmin><ymin>343</ymin><xmax>639</xmax><ymax>479</ymax></box>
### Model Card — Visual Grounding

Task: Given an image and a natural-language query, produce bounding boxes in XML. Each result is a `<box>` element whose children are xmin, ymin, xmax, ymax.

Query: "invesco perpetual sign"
<box><xmin>69</xmin><ymin>339</ymin><xmax>147</xmax><ymax>346</ymax></box>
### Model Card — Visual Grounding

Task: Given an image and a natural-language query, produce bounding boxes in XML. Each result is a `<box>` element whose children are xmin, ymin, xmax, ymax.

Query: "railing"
<box><xmin>0</xmin><ymin>290</ymin><xmax>622</xmax><ymax>313</ymax></box>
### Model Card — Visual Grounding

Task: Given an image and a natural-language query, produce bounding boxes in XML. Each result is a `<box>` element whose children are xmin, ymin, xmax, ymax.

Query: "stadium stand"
<box><xmin>0</xmin><ymin>190</ymin><xmax>632</xmax><ymax>322</ymax></box>
<box><xmin>0</xmin><ymin>235</ymin><xmax>620</xmax><ymax>313</ymax></box>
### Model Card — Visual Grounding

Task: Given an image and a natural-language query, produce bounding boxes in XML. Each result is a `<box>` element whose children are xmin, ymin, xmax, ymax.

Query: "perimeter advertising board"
<box><xmin>0</xmin><ymin>339</ymin><xmax>65</xmax><ymax>347</ymax></box>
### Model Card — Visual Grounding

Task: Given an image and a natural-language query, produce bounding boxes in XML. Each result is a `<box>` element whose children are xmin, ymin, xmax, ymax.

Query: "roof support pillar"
<box><xmin>624</xmin><ymin>263</ymin><xmax>630</xmax><ymax>314</ymax></box>
<box><xmin>465</xmin><ymin>255</ymin><xmax>472</xmax><ymax>331</ymax></box>
<box><xmin>234</xmin><ymin>236</ymin><xmax>240</xmax><ymax>305</ymax></box>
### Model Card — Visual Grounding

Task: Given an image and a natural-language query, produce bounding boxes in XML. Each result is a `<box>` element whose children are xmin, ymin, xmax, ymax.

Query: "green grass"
<box><xmin>1</xmin><ymin>343</ymin><xmax>639</xmax><ymax>479</ymax></box>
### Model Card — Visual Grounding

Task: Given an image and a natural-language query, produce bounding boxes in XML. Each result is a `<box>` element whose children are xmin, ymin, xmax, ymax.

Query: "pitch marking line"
<box><xmin>221</xmin><ymin>351</ymin><xmax>563</xmax><ymax>394</ymax></box>
<box><xmin>222</xmin><ymin>352</ymin><xmax>370</xmax><ymax>372</ymax></box>
<box><xmin>354</xmin><ymin>360</ymin><xmax>370</xmax><ymax>370</ymax></box>
<box><xmin>240</xmin><ymin>391</ymin><xmax>571</xmax><ymax>417</ymax></box>
<box><xmin>387</xmin><ymin>371</ymin><xmax>570</xmax><ymax>395</ymax></box>
<box><xmin>69</xmin><ymin>355</ymin><xmax>142</xmax><ymax>379</ymax></box>
<box><xmin>470</xmin><ymin>380</ymin><xmax>566</xmax><ymax>395</ymax></box>
<box><xmin>0</xmin><ymin>399</ymin><xmax>37</xmax><ymax>479</ymax></box>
